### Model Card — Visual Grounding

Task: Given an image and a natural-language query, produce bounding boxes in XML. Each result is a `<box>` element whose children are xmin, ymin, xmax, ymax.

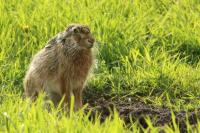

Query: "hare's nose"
<box><xmin>88</xmin><ymin>38</ymin><xmax>95</xmax><ymax>44</ymax></box>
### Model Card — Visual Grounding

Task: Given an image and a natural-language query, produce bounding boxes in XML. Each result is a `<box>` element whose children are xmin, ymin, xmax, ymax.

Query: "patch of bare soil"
<box><xmin>83</xmin><ymin>92</ymin><xmax>200</xmax><ymax>132</ymax></box>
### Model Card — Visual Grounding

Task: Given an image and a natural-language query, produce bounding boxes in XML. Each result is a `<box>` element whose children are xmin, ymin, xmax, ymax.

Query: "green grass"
<box><xmin>1</xmin><ymin>0</ymin><xmax>200</xmax><ymax>132</ymax></box>
<box><xmin>1</xmin><ymin>94</ymin><xmax>200</xmax><ymax>133</ymax></box>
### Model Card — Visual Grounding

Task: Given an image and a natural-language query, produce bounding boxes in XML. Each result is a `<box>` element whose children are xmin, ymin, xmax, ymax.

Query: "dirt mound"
<box><xmin>83</xmin><ymin>92</ymin><xmax>200</xmax><ymax>132</ymax></box>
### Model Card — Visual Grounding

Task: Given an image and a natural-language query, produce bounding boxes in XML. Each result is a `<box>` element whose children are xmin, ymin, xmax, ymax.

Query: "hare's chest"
<box><xmin>71</xmin><ymin>63</ymin><xmax>91</xmax><ymax>80</ymax></box>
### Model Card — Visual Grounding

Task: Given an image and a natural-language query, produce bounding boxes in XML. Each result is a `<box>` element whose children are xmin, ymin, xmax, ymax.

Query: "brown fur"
<box><xmin>24</xmin><ymin>24</ymin><xmax>95</xmax><ymax>110</ymax></box>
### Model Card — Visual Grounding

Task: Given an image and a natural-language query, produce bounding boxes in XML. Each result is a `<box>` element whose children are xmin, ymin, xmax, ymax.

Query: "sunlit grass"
<box><xmin>0</xmin><ymin>0</ymin><xmax>200</xmax><ymax>132</ymax></box>
<box><xmin>0</xmin><ymin>93</ymin><xmax>200</xmax><ymax>133</ymax></box>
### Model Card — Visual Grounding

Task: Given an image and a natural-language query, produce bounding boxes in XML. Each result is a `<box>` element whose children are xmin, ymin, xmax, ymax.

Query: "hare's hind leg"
<box><xmin>45</xmin><ymin>85</ymin><xmax>62</xmax><ymax>107</ymax></box>
<box><xmin>24</xmin><ymin>76</ymin><xmax>43</xmax><ymax>101</ymax></box>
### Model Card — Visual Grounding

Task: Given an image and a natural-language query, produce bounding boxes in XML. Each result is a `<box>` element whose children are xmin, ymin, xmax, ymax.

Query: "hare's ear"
<box><xmin>45</xmin><ymin>33</ymin><xmax>64</xmax><ymax>49</ymax></box>
<box><xmin>81</xmin><ymin>26</ymin><xmax>90</xmax><ymax>34</ymax></box>
<box><xmin>65</xmin><ymin>24</ymin><xmax>77</xmax><ymax>32</ymax></box>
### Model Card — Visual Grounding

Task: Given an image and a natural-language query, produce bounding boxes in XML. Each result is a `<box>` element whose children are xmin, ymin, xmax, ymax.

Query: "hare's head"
<box><xmin>64</xmin><ymin>24</ymin><xmax>95</xmax><ymax>49</ymax></box>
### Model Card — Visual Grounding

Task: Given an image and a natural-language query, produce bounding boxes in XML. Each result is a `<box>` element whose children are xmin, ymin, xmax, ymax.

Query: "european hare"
<box><xmin>24</xmin><ymin>24</ymin><xmax>95</xmax><ymax>110</ymax></box>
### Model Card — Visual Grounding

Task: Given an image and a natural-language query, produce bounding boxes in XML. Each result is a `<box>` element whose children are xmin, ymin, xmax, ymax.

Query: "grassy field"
<box><xmin>1</xmin><ymin>0</ymin><xmax>200</xmax><ymax>132</ymax></box>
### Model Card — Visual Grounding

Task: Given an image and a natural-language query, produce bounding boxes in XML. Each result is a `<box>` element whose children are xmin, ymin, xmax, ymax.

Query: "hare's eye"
<box><xmin>73</xmin><ymin>28</ymin><xmax>79</xmax><ymax>33</ymax></box>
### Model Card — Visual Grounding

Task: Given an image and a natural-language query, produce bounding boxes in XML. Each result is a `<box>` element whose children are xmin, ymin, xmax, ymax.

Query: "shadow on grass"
<box><xmin>83</xmin><ymin>89</ymin><xmax>200</xmax><ymax>132</ymax></box>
